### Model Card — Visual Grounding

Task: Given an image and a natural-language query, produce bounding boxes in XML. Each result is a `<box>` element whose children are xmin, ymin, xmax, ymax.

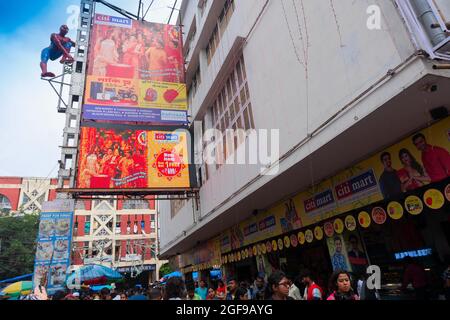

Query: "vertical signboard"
<box><xmin>33</xmin><ymin>200</ymin><xmax>75</xmax><ymax>295</ymax></box>
<box><xmin>83</xmin><ymin>14</ymin><xmax>187</xmax><ymax>124</ymax></box>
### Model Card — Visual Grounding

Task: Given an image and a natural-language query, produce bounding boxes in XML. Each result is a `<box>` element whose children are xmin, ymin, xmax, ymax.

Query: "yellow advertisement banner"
<box><xmin>218</xmin><ymin>117</ymin><xmax>450</xmax><ymax>253</ymax></box>
<box><xmin>147</xmin><ymin>131</ymin><xmax>190</xmax><ymax>188</ymax></box>
<box><xmin>140</xmin><ymin>81</ymin><xmax>187</xmax><ymax>110</ymax></box>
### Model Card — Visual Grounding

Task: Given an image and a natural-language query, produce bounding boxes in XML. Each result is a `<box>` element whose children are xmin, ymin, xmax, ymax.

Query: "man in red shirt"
<box><xmin>413</xmin><ymin>133</ymin><xmax>450</xmax><ymax>183</ymax></box>
<box><xmin>300</xmin><ymin>269</ymin><xmax>324</xmax><ymax>300</ymax></box>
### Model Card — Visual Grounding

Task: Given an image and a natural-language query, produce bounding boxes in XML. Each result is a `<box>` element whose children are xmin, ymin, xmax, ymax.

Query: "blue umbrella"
<box><xmin>66</xmin><ymin>265</ymin><xmax>123</xmax><ymax>286</ymax></box>
<box><xmin>160</xmin><ymin>271</ymin><xmax>182</xmax><ymax>282</ymax></box>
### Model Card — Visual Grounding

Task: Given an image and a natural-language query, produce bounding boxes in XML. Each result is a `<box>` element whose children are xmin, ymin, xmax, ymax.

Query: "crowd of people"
<box><xmin>7</xmin><ymin>256</ymin><xmax>450</xmax><ymax>301</ymax></box>
<box><xmin>159</xmin><ymin>270</ymin><xmax>370</xmax><ymax>301</ymax></box>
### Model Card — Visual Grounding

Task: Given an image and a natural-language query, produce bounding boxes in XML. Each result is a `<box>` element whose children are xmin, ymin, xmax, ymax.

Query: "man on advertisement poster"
<box><xmin>40</xmin><ymin>25</ymin><xmax>76</xmax><ymax>78</ymax></box>
<box><xmin>346</xmin><ymin>234</ymin><xmax>368</xmax><ymax>275</ymax></box>
<box><xmin>329</xmin><ymin>236</ymin><xmax>350</xmax><ymax>272</ymax></box>
<box><xmin>413</xmin><ymin>133</ymin><xmax>450</xmax><ymax>183</ymax></box>
<box><xmin>379</xmin><ymin>152</ymin><xmax>402</xmax><ymax>199</ymax></box>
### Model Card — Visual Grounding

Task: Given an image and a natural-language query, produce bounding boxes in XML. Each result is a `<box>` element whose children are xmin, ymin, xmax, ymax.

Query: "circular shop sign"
<box><xmin>314</xmin><ymin>226</ymin><xmax>324</xmax><ymax>240</ymax></box>
<box><xmin>404</xmin><ymin>195</ymin><xmax>423</xmax><ymax>215</ymax></box>
<box><xmin>305</xmin><ymin>230</ymin><xmax>314</xmax><ymax>243</ymax></box>
<box><xmin>344</xmin><ymin>215</ymin><xmax>357</xmax><ymax>231</ymax></box>
<box><xmin>324</xmin><ymin>222</ymin><xmax>335</xmax><ymax>237</ymax></box>
<box><xmin>358</xmin><ymin>211</ymin><xmax>371</xmax><ymax>228</ymax></box>
<box><xmin>298</xmin><ymin>232</ymin><xmax>306</xmax><ymax>245</ymax></box>
<box><xmin>387</xmin><ymin>201</ymin><xmax>404</xmax><ymax>220</ymax></box>
<box><xmin>290</xmin><ymin>234</ymin><xmax>298</xmax><ymax>247</ymax></box>
<box><xmin>423</xmin><ymin>189</ymin><xmax>445</xmax><ymax>210</ymax></box>
<box><xmin>334</xmin><ymin>218</ymin><xmax>344</xmax><ymax>234</ymax></box>
<box><xmin>371</xmin><ymin>207</ymin><xmax>387</xmax><ymax>225</ymax></box>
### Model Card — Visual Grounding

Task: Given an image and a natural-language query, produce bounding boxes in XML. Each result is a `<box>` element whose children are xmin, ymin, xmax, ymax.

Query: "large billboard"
<box><xmin>76</xmin><ymin>125</ymin><xmax>191</xmax><ymax>190</ymax></box>
<box><xmin>83</xmin><ymin>14</ymin><xmax>187</xmax><ymax>124</ymax></box>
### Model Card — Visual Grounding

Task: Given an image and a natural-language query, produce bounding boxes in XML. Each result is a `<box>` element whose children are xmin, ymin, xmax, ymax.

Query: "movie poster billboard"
<box><xmin>33</xmin><ymin>202</ymin><xmax>74</xmax><ymax>295</ymax></box>
<box><xmin>83</xmin><ymin>14</ymin><xmax>187</xmax><ymax>124</ymax></box>
<box><xmin>76</xmin><ymin>125</ymin><xmax>191</xmax><ymax>190</ymax></box>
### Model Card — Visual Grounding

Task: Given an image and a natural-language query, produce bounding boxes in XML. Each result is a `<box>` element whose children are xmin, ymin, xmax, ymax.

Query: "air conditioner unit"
<box><xmin>396</xmin><ymin>0</ymin><xmax>450</xmax><ymax>60</ymax></box>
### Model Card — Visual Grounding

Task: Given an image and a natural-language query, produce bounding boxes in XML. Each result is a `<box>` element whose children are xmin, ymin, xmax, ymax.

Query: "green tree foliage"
<box><xmin>0</xmin><ymin>214</ymin><xmax>39</xmax><ymax>280</ymax></box>
<box><xmin>159</xmin><ymin>263</ymin><xmax>173</xmax><ymax>278</ymax></box>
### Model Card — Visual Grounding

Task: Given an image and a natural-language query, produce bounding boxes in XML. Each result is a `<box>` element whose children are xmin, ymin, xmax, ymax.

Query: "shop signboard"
<box><xmin>218</xmin><ymin>117</ymin><xmax>450</xmax><ymax>253</ymax></box>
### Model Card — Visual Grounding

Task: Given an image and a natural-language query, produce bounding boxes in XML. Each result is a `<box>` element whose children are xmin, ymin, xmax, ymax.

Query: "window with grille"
<box><xmin>209</xmin><ymin>55</ymin><xmax>254</xmax><ymax>170</ymax></box>
<box><xmin>122</xmin><ymin>199</ymin><xmax>150</xmax><ymax>210</ymax></box>
<box><xmin>206</xmin><ymin>0</ymin><xmax>235</xmax><ymax>65</ymax></box>
<box><xmin>0</xmin><ymin>194</ymin><xmax>11</xmax><ymax>210</ymax></box>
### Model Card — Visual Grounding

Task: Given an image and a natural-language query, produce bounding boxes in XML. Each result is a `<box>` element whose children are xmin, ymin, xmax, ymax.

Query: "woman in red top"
<box><xmin>216</xmin><ymin>280</ymin><xmax>226</xmax><ymax>300</ymax></box>
<box><xmin>397</xmin><ymin>148</ymin><xmax>430</xmax><ymax>192</ymax></box>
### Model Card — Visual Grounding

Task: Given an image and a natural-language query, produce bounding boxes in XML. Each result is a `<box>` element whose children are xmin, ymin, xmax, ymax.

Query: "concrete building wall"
<box><xmin>160</xmin><ymin>0</ymin><xmax>450</xmax><ymax>256</ymax></box>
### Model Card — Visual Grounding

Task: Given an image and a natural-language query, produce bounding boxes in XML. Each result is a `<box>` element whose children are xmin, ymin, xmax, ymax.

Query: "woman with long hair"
<box><xmin>327</xmin><ymin>271</ymin><xmax>359</xmax><ymax>300</ymax></box>
<box><xmin>216</xmin><ymin>279</ymin><xmax>226</xmax><ymax>300</ymax></box>
<box><xmin>397</xmin><ymin>148</ymin><xmax>430</xmax><ymax>192</ymax></box>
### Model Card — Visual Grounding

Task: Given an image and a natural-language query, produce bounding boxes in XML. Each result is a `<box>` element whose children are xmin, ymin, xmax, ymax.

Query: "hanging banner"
<box><xmin>76</xmin><ymin>125</ymin><xmax>192</xmax><ymax>190</ymax></box>
<box><xmin>326</xmin><ymin>234</ymin><xmax>352</xmax><ymax>272</ymax></box>
<box><xmin>33</xmin><ymin>200</ymin><xmax>75</xmax><ymax>295</ymax></box>
<box><xmin>83</xmin><ymin>14</ymin><xmax>187</xmax><ymax>124</ymax></box>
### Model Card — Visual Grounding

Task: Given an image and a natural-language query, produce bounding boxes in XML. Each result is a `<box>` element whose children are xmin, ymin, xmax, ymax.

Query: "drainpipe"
<box><xmin>409</xmin><ymin>0</ymin><xmax>447</xmax><ymax>46</ymax></box>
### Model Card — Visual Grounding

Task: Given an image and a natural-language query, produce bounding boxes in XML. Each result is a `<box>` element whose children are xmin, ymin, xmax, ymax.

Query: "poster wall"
<box><xmin>217</xmin><ymin>117</ymin><xmax>450</xmax><ymax>254</ymax></box>
<box><xmin>33</xmin><ymin>210</ymin><xmax>74</xmax><ymax>294</ymax></box>
<box><xmin>83</xmin><ymin>14</ymin><xmax>187</xmax><ymax>124</ymax></box>
<box><xmin>76</xmin><ymin>126</ymin><xmax>191</xmax><ymax>190</ymax></box>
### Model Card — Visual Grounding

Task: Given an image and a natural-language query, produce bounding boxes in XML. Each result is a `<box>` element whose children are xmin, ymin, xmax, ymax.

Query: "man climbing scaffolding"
<box><xmin>40</xmin><ymin>25</ymin><xmax>76</xmax><ymax>78</ymax></box>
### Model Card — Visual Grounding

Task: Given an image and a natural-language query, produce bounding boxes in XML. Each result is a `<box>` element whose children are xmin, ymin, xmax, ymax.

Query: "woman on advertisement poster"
<box><xmin>397</xmin><ymin>148</ymin><xmax>431</xmax><ymax>192</ymax></box>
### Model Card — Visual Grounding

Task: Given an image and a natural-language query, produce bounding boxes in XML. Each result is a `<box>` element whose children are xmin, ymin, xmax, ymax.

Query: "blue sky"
<box><xmin>0</xmin><ymin>0</ymin><xmax>181</xmax><ymax>177</ymax></box>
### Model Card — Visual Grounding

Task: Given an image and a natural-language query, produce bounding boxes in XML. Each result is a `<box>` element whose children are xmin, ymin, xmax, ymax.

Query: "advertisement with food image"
<box><xmin>38</xmin><ymin>218</ymin><xmax>55</xmax><ymax>238</ymax></box>
<box><xmin>49</xmin><ymin>265</ymin><xmax>68</xmax><ymax>287</ymax></box>
<box><xmin>54</xmin><ymin>218</ymin><xmax>71</xmax><ymax>237</ymax></box>
<box><xmin>33</xmin><ymin>265</ymin><xmax>50</xmax><ymax>288</ymax></box>
<box><xmin>36</xmin><ymin>241</ymin><xmax>54</xmax><ymax>262</ymax></box>
<box><xmin>54</xmin><ymin>240</ymin><xmax>69</xmax><ymax>260</ymax></box>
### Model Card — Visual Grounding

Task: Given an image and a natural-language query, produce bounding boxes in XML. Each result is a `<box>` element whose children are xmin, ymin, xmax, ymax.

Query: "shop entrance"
<box><xmin>233</xmin><ymin>258</ymin><xmax>258</xmax><ymax>283</ymax></box>
<box><xmin>279</xmin><ymin>241</ymin><xmax>332</xmax><ymax>290</ymax></box>
<box><xmin>360</xmin><ymin>207</ymin><xmax>450</xmax><ymax>299</ymax></box>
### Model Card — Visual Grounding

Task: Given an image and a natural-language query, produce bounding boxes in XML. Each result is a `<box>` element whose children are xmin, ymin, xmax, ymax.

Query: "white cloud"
<box><xmin>0</xmin><ymin>0</ymin><xmax>182</xmax><ymax>178</ymax></box>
